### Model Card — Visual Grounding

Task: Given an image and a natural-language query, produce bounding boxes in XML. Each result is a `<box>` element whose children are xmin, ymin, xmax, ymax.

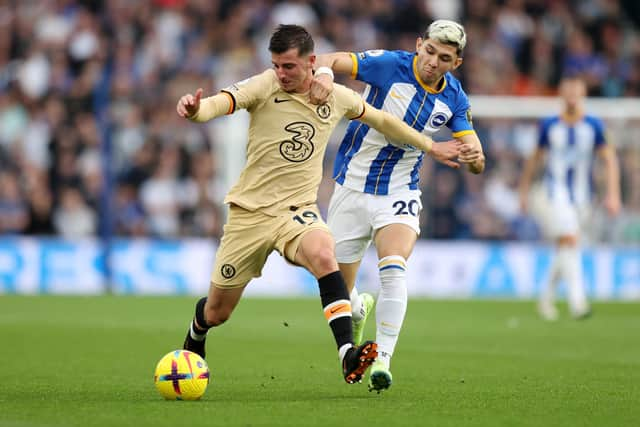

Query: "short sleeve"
<box><xmin>353</xmin><ymin>50</ymin><xmax>401</xmax><ymax>87</ymax></box>
<box><xmin>222</xmin><ymin>69</ymin><xmax>276</xmax><ymax>111</ymax></box>
<box><xmin>334</xmin><ymin>84</ymin><xmax>365</xmax><ymax>119</ymax></box>
<box><xmin>538</xmin><ymin>117</ymin><xmax>555</xmax><ymax>148</ymax></box>
<box><xmin>448</xmin><ymin>91</ymin><xmax>474</xmax><ymax>136</ymax></box>
<box><xmin>585</xmin><ymin>116</ymin><xmax>607</xmax><ymax>147</ymax></box>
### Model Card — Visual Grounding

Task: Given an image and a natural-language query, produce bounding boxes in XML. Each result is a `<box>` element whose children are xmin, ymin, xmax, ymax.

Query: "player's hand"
<box><xmin>309</xmin><ymin>73</ymin><xmax>333</xmax><ymax>105</ymax></box>
<box><xmin>457</xmin><ymin>140</ymin><xmax>484</xmax><ymax>164</ymax></box>
<box><xmin>604</xmin><ymin>194</ymin><xmax>621</xmax><ymax>216</ymax></box>
<box><xmin>177</xmin><ymin>88</ymin><xmax>203</xmax><ymax>118</ymax></box>
<box><xmin>429</xmin><ymin>140</ymin><xmax>460</xmax><ymax>169</ymax></box>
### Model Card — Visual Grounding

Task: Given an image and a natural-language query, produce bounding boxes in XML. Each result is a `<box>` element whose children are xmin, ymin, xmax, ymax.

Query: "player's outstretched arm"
<box><xmin>456</xmin><ymin>133</ymin><xmax>485</xmax><ymax>174</ymax></box>
<box><xmin>176</xmin><ymin>88</ymin><xmax>233</xmax><ymax>122</ymax></box>
<box><xmin>310</xmin><ymin>52</ymin><xmax>354</xmax><ymax>105</ymax></box>
<box><xmin>358</xmin><ymin>104</ymin><xmax>460</xmax><ymax>169</ymax></box>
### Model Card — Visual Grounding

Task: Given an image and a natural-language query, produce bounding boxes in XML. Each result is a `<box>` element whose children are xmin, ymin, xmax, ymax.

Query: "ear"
<box><xmin>415</xmin><ymin>37</ymin><xmax>423</xmax><ymax>53</ymax></box>
<box><xmin>452</xmin><ymin>57</ymin><xmax>463</xmax><ymax>70</ymax></box>
<box><xmin>308</xmin><ymin>54</ymin><xmax>316</xmax><ymax>67</ymax></box>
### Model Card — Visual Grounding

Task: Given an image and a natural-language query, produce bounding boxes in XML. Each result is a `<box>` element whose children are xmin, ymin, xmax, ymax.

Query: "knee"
<box><xmin>309</xmin><ymin>246</ymin><xmax>338</xmax><ymax>275</ymax></box>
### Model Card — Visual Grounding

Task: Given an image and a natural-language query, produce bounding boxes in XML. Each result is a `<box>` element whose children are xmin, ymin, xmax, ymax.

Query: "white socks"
<box><xmin>558</xmin><ymin>246</ymin><xmax>589</xmax><ymax>315</ymax></box>
<box><xmin>375</xmin><ymin>255</ymin><xmax>408</xmax><ymax>368</ymax></box>
<box><xmin>350</xmin><ymin>287</ymin><xmax>365</xmax><ymax>322</ymax></box>
<box><xmin>540</xmin><ymin>250</ymin><xmax>562</xmax><ymax>307</ymax></box>
<box><xmin>348</xmin><ymin>255</ymin><xmax>408</xmax><ymax>368</ymax></box>
<box><xmin>542</xmin><ymin>245</ymin><xmax>589</xmax><ymax>316</ymax></box>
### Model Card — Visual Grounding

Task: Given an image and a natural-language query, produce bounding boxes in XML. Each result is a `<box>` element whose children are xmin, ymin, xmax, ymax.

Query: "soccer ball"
<box><xmin>154</xmin><ymin>350</ymin><xmax>210</xmax><ymax>400</ymax></box>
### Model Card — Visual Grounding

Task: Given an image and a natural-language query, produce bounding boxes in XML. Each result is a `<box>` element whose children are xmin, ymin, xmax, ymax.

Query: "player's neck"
<box><xmin>421</xmin><ymin>75</ymin><xmax>445</xmax><ymax>91</ymax></box>
<box><xmin>562</xmin><ymin>106</ymin><xmax>584</xmax><ymax>123</ymax></box>
<box><xmin>291</xmin><ymin>74</ymin><xmax>313</xmax><ymax>94</ymax></box>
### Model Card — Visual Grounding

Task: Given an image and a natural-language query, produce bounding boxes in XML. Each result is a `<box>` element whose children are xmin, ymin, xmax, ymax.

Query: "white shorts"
<box><xmin>327</xmin><ymin>184</ymin><xmax>422</xmax><ymax>263</ymax></box>
<box><xmin>531</xmin><ymin>187</ymin><xmax>591</xmax><ymax>238</ymax></box>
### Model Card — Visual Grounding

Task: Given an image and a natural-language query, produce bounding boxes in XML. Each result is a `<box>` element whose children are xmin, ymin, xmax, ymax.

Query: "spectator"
<box><xmin>0</xmin><ymin>0</ymin><xmax>638</xmax><ymax>243</ymax></box>
<box><xmin>53</xmin><ymin>186</ymin><xmax>97</xmax><ymax>238</ymax></box>
<box><xmin>0</xmin><ymin>170</ymin><xmax>29</xmax><ymax>234</ymax></box>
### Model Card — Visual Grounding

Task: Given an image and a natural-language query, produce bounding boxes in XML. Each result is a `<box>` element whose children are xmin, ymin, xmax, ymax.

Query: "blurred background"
<box><xmin>0</xmin><ymin>0</ymin><xmax>638</xmax><ymax>297</ymax></box>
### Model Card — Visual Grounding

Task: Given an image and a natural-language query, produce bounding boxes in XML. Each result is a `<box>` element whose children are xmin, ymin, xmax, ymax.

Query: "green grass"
<box><xmin>0</xmin><ymin>296</ymin><xmax>638</xmax><ymax>427</ymax></box>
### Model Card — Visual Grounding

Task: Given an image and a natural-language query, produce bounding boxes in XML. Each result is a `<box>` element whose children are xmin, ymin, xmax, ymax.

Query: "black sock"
<box><xmin>192</xmin><ymin>297</ymin><xmax>209</xmax><ymax>334</ymax></box>
<box><xmin>318</xmin><ymin>271</ymin><xmax>353</xmax><ymax>349</ymax></box>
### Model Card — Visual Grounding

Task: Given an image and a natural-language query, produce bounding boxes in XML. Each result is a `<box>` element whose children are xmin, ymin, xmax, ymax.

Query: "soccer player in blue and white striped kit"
<box><xmin>310</xmin><ymin>20</ymin><xmax>485</xmax><ymax>392</ymax></box>
<box><xmin>519</xmin><ymin>75</ymin><xmax>621</xmax><ymax>321</ymax></box>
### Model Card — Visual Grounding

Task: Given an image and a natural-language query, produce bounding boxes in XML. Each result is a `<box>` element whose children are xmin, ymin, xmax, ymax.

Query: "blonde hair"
<box><xmin>425</xmin><ymin>20</ymin><xmax>467</xmax><ymax>54</ymax></box>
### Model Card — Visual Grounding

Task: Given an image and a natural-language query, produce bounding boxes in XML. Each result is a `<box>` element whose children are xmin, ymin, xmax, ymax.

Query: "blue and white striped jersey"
<box><xmin>333</xmin><ymin>49</ymin><xmax>475</xmax><ymax>195</ymax></box>
<box><xmin>539</xmin><ymin>114</ymin><xmax>607</xmax><ymax>206</ymax></box>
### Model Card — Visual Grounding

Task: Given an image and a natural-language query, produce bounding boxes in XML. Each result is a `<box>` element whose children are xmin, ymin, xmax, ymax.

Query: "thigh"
<box><xmin>327</xmin><ymin>184</ymin><xmax>373</xmax><ymax>263</ymax></box>
<box><xmin>373</xmin><ymin>223</ymin><xmax>418</xmax><ymax>259</ymax></box>
<box><xmin>211</xmin><ymin>206</ymin><xmax>275</xmax><ymax>288</ymax></box>
<box><xmin>275</xmin><ymin>204</ymin><xmax>331</xmax><ymax>263</ymax></box>
<box><xmin>576</xmin><ymin>204</ymin><xmax>593</xmax><ymax>240</ymax></box>
<box><xmin>294</xmin><ymin>228</ymin><xmax>338</xmax><ymax>278</ymax></box>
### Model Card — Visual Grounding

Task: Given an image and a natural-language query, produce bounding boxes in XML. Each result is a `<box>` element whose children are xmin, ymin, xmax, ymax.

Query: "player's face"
<box><xmin>272</xmin><ymin>48</ymin><xmax>315</xmax><ymax>93</ymax></box>
<box><xmin>415</xmin><ymin>38</ymin><xmax>462</xmax><ymax>87</ymax></box>
<box><xmin>559</xmin><ymin>78</ymin><xmax>586</xmax><ymax>111</ymax></box>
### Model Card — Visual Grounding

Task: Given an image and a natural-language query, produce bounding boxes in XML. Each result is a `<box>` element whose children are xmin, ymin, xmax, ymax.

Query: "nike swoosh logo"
<box><xmin>274</xmin><ymin>97</ymin><xmax>291</xmax><ymax>103</ymax></box>
<box><xmin>330</xmin><ymin>304</ymin><xmax>347</xmax><ymax>314</ymax></box>
<box><xmin>389</xmin><ymin>90</ymin><xmax>405</xmax><ymax>100</ymax></box>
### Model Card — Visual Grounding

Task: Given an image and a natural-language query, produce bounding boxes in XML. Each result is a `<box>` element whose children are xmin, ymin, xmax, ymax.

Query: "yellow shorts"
<box><xmin>210</xmin><ymin>204</ymin><xmax>330</xmax><ymax>289</ymax></box>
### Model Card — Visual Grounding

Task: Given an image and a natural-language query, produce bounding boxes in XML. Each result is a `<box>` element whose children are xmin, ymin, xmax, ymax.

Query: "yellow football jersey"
<box><xmin>220</xmin><ymin>69</ymin><xmax>365</xmax><ymax>215</ymax></box>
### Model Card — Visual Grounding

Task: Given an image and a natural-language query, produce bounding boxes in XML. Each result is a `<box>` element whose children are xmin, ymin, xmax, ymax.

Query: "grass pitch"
<box><xmin>0</xmin><ymin>296</ymin><xmax>638</xmax><ymax>427</ymax></box>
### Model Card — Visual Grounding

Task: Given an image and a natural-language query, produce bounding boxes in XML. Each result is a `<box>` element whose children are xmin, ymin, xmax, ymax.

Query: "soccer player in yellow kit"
<box><xmin>177</xmin><ymin>24</ymin><xmax>460</xmax><ymax>384</ymax></box>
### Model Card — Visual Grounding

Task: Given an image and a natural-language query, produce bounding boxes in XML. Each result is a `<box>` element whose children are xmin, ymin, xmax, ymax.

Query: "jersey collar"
<box><xmin>561</xmin><ymin>109</ymin><xmax>585</xmax><ymax>124</ymax></box>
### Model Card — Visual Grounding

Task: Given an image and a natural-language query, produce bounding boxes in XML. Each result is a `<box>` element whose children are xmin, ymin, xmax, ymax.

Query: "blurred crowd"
<box><xmin>0</xmin><ymin>0</ymin><xmax>639</xmax><ymax>243</ymax></box>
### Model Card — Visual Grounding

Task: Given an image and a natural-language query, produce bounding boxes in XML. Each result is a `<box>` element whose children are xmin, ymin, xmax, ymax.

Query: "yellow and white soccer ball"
<box><xmin>154</xmin><ymin>350</ymin><xmax>210</xmax><ymax>400</ymax></box>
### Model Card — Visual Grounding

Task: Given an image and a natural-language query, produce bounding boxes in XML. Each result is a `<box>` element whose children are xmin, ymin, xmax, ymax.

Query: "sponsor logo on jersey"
<box><xmin>279</xmin><ymin>122</ymin><xmax>315</xmax><ymax>162</ymax></box>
